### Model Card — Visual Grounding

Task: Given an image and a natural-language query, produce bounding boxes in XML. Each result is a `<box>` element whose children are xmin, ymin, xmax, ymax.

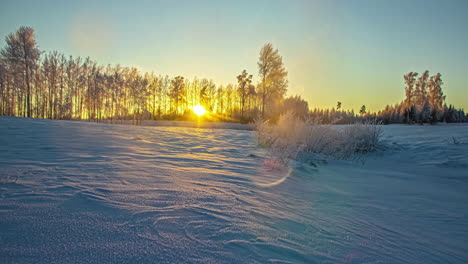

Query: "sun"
<box><xmin>193</xmin><ymin>105</ymin><xmax>207</xmax><ymax>116</ymax></box>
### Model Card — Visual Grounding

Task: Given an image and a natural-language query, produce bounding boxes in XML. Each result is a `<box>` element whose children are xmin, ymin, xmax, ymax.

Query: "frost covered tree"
<box><xmin>257</xmin><ymin>43</ymin><xmax>288</xmax><ymax>117</ymax></box>
<box><xmin>419</xmin><ymin>100</ymin><xmax>431</xmax><ymax>123</ymax></box>
<box><xmin>1</xmin><ymin>26</ymin><xmax>466</xmax><ymax>124</ymax></box>
<box><xmin>443</xmin><ymin>105</ymin><xmax>467</xmax><ymax>123</ymax></box>
<box><xmin>146</xmin><ymin>73</ymin><xmax>160</xmax><ymax>119</ymax></box>
<box><xmin>206</xmin><ymin>80</ymin><xmax>216</xmax><ymax>112</ymax></box>
<box><xmin>403</xmin><ymin>72</ymin><xmax>418</xmax><ymax>122</ymax></box>
<box><xmin>236</xmin><ymin>69</ymin><xmax>253</xmax><ymax>121</ymax></box>
<box><xmin>128</xmin><ymin>68</ymin><xmax>148</xmax><ymax>123</ymax></box>
<box><xmin>414</xmin><ymin>70</ymin><xmax>429</xmax><ymax>110</ymax></box>
<box><xmin>216</xmin><ymin>86</ymin><xmax>225</xmax><ymax>114</ymax></box>
<box><xmin>404</xmin><ymin>72</ymin><xmax>418</xmax><ymax>106</ymax></box>
<box><xmin>282</xmin><ymin>96</ymin><xmax>309</xmax><ymax>118</ymax></box>
<box><xmin>377</xmin><ymin>71</ymin><xmax>464</xmax><ymax>124</ymax></box>
<box><xmin>170</xmin><ymin>76</ymin><xmax>185</xmax><ymax>116</ymax></box>
<box><xmin>199</xmin><ymin>79</ymin><xmax>216</xmax><ymax>112</ymax></box>
<box><xmin>199</xmin><ymin>79</ymin><xmax>209</xmax><ymax>109</ymax></box>
<box><xmin>427</xmin><ymin>73</ymin><xmax>445</xmax><ymax>122</ymax></box>
<box><xmin>246</xmin><ymin>83</ymin><xmax>257</xmax><ymax>118</ymax></box>
<box><xmin>0</xmin><ymin>62</ymin><xmax>7</xmax><ymax>115</ymax></box>
<box><xmin>1</xmin><ymin>26</ymin><xmax>41</xmax><ymax>117</ymax></box>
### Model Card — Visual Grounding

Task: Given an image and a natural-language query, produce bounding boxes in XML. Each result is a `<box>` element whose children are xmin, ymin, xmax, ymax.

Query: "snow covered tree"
<box><xmin>1</xmin><ymin>26</ymin><xmax>41</xmax><ymax>117</ymax></box>
<box><xmin>282</xmin><ymin>96</ymin><xmax>309</xmax><ymax>118</ymax></box>
<box><xmin>414</xmin><ymin>70</ymin><xmax>429</xmax><ymax>110</ymax></box>
<box><xmin>427</xmin><ymin>73</ymin><xmax>445</xmax><ymax>122</ymax></box>
<box><xmin>1</xmin><ymin>26</ymin><xmax>466</xmax><ymax>125</ymax></box>
<box><xmin>419</xmin><ymin>100</ymin><xmax>431</xmax><ymax>123</ymax></box>
<box><xmin>403</xmin><ymin>72</ymin><xmax>418</xmax><ymax>123</ymax></box>
<box><xmin>257</xmin><ymin>43</ymin><xmax>288</xmax><ymax>117</ymax></box>
<box><xmin>404</xmin><ymin>72</ymin><xmax>418</xmax><ymax>106</ymax></box>
<box><xmin>0</xmin><ymin>59</ymin><xmax>12</xmax><ymax>116</ymax></box>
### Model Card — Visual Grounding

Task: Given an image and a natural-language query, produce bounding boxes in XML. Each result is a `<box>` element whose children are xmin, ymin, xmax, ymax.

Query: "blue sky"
<box><xmin>1</xmin><ymin>0</ymin><xmax>467</xmax><ymax>111</ymax></box>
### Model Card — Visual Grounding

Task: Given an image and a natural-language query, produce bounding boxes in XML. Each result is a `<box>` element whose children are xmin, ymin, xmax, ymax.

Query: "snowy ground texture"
<box><xmin>1</xmin><ymin>117</ymin><xmax>467</xmax><ymax>264</ymax></box>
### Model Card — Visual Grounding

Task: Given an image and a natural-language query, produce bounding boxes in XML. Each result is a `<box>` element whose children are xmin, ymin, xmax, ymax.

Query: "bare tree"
<box><xmin>236</xmin><ymin>69</ymin><xmax>252</xmax><ymax>121</ymax></box>
<box><xmin>170</xmin><ymin>76</ymin><xmax>185</xmax><ymax>116</ymax></box>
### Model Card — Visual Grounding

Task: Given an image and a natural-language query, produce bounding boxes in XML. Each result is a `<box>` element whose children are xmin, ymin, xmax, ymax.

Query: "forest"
<box><xmin>0</xmin><ymin>26</ymin><xmax>466</xmax><ymax>124</ymax></box>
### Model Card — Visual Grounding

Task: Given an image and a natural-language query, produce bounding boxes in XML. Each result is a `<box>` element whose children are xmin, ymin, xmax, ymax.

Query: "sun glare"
<box><xmin>193</xmin><ymin>105</ymin><xmax>207</xmax><ymax>116</ymax></box>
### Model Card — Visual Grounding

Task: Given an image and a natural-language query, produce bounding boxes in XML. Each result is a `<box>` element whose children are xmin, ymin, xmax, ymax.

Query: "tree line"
<box><xmin>375</xmin><ymin>71</ymin><xmax>467</xmax><ymax>124</ymax></box>
<box><xmin>0</xmin><ymin>27</ymin><xmax>290</xmax><ymax>123</ymax></box>
<box><xmin>0</xmin><ymin>26</ymin><xmax>466</xmax><ymax>124</ymax></box>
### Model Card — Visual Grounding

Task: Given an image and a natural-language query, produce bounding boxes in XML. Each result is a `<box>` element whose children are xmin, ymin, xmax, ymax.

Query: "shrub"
<box><xmin>254</xmin><ymin>112</ymin><xmax>383</xmax><ymax>163</ymax></box>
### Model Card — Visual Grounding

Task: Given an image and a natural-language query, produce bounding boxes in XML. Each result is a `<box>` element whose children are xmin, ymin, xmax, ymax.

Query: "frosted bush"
<box><xmin>335</xmin><ymin>120</ymin><xmax>383</xmax><ymax>158</ymax></box>
<box><xmin>254</xmin><ymin>112</ymin><xmax>383</xmax><ymax>162</ymax></box>
<box><xmin>254</xmin><ymin>112</ymin><xmax>308</xmax><ymax>164</ymax></box>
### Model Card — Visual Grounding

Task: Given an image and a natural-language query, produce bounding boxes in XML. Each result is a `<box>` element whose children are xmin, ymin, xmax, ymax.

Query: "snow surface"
<box><xmin>98</xmin><ymin>119</ymin><xmax>254</xmax><ymax>130</ymax></box>
<box><xmin>1</xmin><ymin>117</ymin><xmax>467</xmax><ymax>263</ymax></box>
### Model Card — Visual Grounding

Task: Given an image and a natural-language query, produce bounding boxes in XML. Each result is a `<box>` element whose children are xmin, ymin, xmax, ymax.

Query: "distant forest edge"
<box><xmin>0</xmin><ymin>27</ymin><xmax>467</xmax><ymax>124</ymax></box>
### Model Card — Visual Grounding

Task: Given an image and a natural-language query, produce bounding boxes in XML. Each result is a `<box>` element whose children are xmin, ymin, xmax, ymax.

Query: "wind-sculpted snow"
<box><xmin>1</xmin><ymin>117</ymin><xmax>468</xmax><ymax>263</ymax></box>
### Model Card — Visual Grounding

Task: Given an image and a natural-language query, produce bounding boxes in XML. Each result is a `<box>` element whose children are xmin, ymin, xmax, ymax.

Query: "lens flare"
<box><xmin>254</xmin><ymin>157</ymin><xmax>293</xmax><ymax>187</ymax></box>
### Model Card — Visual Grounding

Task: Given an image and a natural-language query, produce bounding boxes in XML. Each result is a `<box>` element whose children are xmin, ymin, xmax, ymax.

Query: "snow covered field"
<box><xmin>98</xmin><ymin>119</ymin><xmax>254</xmax><ymax>130</ymax></box>
<box><xmin>1</xmin><ymin>117</ymin><xmax>467</xmax><ymax>264</ymax></box>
